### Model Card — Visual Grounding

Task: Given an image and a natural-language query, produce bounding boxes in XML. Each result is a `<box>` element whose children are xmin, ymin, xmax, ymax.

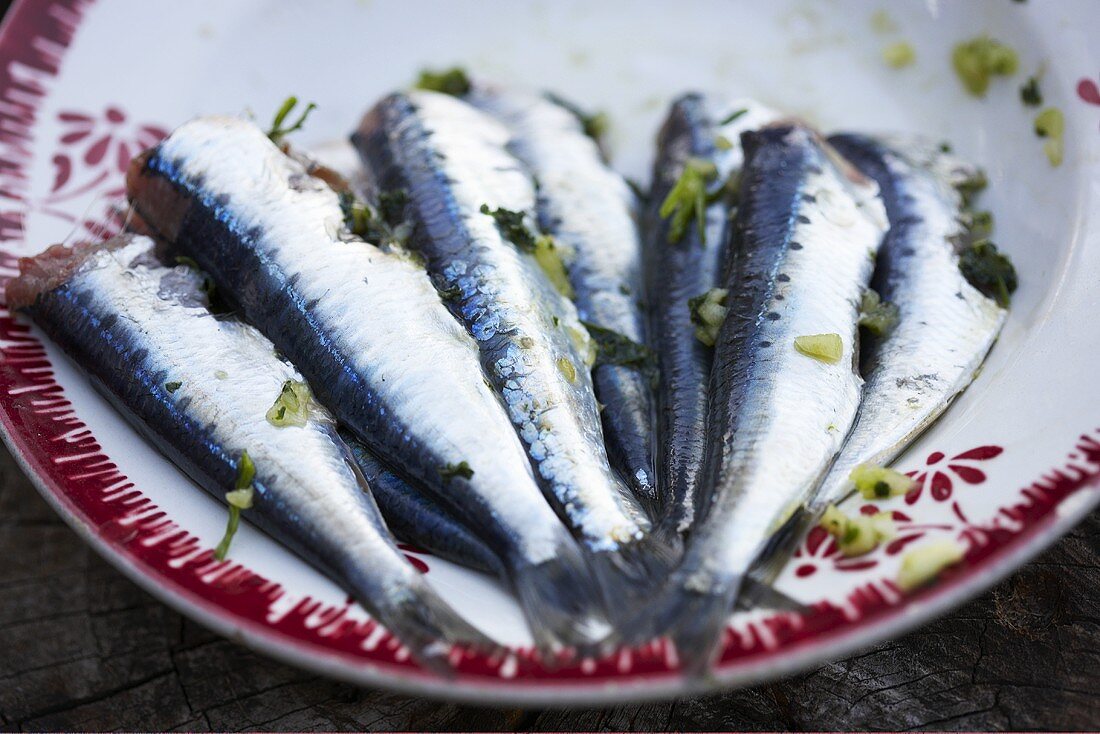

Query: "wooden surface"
<box><xmin>0</xmin><ymin>443</ymin><xmax>1097</xmax><ymax>733</ymax></box>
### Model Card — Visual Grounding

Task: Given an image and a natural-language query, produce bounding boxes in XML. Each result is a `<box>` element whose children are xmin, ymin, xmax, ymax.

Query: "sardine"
<box><xmin>643</xmin><ymin>94</ymin><xmax>778</xmax><ymax>535</ymax></box>
<box><xmin>467</xmin><ymin>86</ymin><xmax>659</xmax><ymax>518</ymax></box>
<box><xmin>126</xmin><ymin>117</ymin><xmax>610</xmax><ymax>653</ymax></box>
<box><xmin>342</xmin><ymin>430</ymin><xmax>502</xmax><ymax>576</ymax></box>
<box><xmin>639</xmin><ymin>123</ymin><xmax>888</xmax><ymax>670</ymax></box>
<box><xmin>815</xmin><ymin>134</ymin><xmax>1005</xmax><ymax>507</ymax></box>
<box><xmin>353</xmin><ymin>91</ymin><xmax>669</xmax><ymax>596</ymax></box>
<box><xmin>6</xmin><ymin>234</ymin><xmax>492</xmax><ymax>668</ymax></box>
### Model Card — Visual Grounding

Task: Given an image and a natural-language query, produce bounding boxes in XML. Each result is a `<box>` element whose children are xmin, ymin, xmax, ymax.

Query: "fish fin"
<box><xmin>588</xmin><ymin>526</ymin><xmax>684</xmax><ymax>610</ymax></box>
<box><xmin>510</xmin><ymin>543</ymin><xmax>614</xmax><ymax>661</ymax></box>
<box><xmin>375</xmin><ymin>580</ymin><xmax>500</xmax><ymax>675</ymax></box>
<box><xmin>737</xmin><ymin>576</ymin><xmax>807</xmax><ymax>614</ymax></box>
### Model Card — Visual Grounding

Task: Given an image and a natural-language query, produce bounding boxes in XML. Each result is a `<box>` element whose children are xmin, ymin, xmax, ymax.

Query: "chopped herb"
<box><xmin>533</xmin><ymin>235</ymin><xmax>574</xmax><ymax>298</ymax></box>
<box><xmin>265</xmin><ymin>379</ymin><xmax>312</xmax><ymax>428</ymax></box>
<box><xmin>165</xmin><ymin>381</ymin><xmax>182</xmax><ymax>393</ymax></box>
<box><xmin>480</xmin><ymin>204</ymin><xmax>538</xmax><ymax>251</ymax></box>
<box><xmin>557</xmin><ymin>356</ymin><xmax>578</xmax><ymax>383</ymax></box>
<box><xmin>718</xmin><ymin>108</ymin><xmax>748</xmax><ymax>126</ymax></box>
<box><xmin>1034</xmin><ymin>107</ymin><xmax>1065</xmax><ymax>166</ymax></box>
<box><xmin>882</xmin><ymin>41</ymin><xmax>916</xmax><ymax>69</ymax></box>
<box><xmin>939</xmin><ymin>141</ymin><xmax>953</xmax><ymax>153</ymax></box>
<box><xmin>339</xmin><ymin>189</ymin><xmax>412</xmax><ymax>250</ymax></box>
<box><xmin>715</xmin><ymin>134</ymin><xmax>734</xmax><ymax>150</ymax></box>
<box><xmin>479</xmin><ymin>204</ymin><xmax>571</xmax><ymax>293</ymax></box>
<box><xmin>897</xmin><ymin>539</ymin><xmax>966</xmax><ymax>591</ymax></box>
<box><xmin>438</xmin><ymin>461</ymin><xmax>474</xmax><ymax>480</ymax></box>
<box><xmin>794</xmin><ymin>333</ymin><xmax>843</xmax><ymax>363</ymax></box>
<box><xmin>850</xmin><ymin>463</ymin><xmax>916</xmax><ymax>500</ymax></box>
<box><xmin>214</xmin><ymin>370</ymin><xmax>228</xmax><ymax>380</ymax></box>
<box><xmin>214</xmin><ymin>451</ymin><xmax>256</xmax><ymax>561</ymax></box>
<box><xmin>951</xmin><ymin>36</ymin><xmax>1019</xmax><ymax>97</ymax></box>
<box><xmin>437</xmin><ymin>284</ymin><xmax>462</xmax><ymax>301</ymax></box>
<box><xmin>415</xmin><ymin>67</ymin><xmax>471</xmax><ymax>96</ymax></box>
<box><xmin>266</xmin><ymin>96</ymin><xmax>317</xmax><ymax>146</ymax></box>
<box><xmin>958</xmin><ymin>240</ymin><xmax>1017</xmax><ymax>307</ymax></box>
<box><xmin>820</xmin><ymin>504</ymin><xmax>896</xmax><ymax>557</ymax></box>
<box><xmin>659</xmin><ymin>157</ymin><xmax>718</xmax><ymax>243</ymax></box>
<box><xmin>688</xmin><ymin>288</ymin><xmax>729</xmax><ymax>347</ymax></box>
<box><xmin>1020</xmin><ymin>76</ymin><xmax>1042</xmax><ymax>106</ymax></box>
<box><xmin>955</xmin><ymin>168</ymin><xmax>988</xmax><ymax>207</ymax></box>
<box><xmin>378</xmin><ymin>189</ymin><xmax>408</xmax><ymax>227</ymax></box>
<box><xmin>858</xmin><ymin>289</ymin><xmax>900</xmax><ymax>337</ymax></box>
<box><xmin>544</xmin><ymin>92</ymin><xmax>609</xmax><ymax>143</ymax></box>
<box><xmin>962</xmin><ymin>209</ymin><xmax>994</xmax><ymax>240</ymax></box>
<box><xmin>582</xmin><ymin>321</ymin><xmax>659</xmax><ymax>387</ymax></box>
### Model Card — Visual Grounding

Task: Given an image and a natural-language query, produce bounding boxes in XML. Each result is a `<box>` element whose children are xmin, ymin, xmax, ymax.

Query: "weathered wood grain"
<box><xmin>0</xmin><ymin>442</ymin><xmax>1096</xmax><ymax>732</ymax></box>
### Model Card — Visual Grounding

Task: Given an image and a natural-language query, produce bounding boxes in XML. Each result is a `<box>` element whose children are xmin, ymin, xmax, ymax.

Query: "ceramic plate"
<box><xmin>1</xmin><ymin>0</ymin><xmax>1098</xmax><ymax>705</ymax></box>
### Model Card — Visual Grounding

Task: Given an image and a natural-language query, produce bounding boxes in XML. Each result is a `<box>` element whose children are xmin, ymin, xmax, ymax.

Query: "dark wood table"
<box><xmin>1</xmin><ymin>443</ymin><xmax>1097</xmax><ymax>732</ymax></box>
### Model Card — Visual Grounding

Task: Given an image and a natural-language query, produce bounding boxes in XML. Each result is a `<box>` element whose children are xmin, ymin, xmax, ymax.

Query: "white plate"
<box><xmin>0</xmin><ymin>0</ymin><xmax>1097</xmax><ymax>705</ymax></box>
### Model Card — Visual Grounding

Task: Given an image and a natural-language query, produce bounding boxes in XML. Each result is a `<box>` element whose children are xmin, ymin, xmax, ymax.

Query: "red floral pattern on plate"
<box><xmin>32</xmin><ymin>107</ymin><xmax>166</xmax><ymax>240</ymax></box>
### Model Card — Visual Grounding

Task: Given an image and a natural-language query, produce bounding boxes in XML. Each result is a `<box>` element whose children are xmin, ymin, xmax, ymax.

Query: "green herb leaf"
<box><xmin>958</xmin><ymin>240</ymin><xmax>1017</xmax><ymax>307</ymax></box>
<box><xmin>951</xmin><ymin>36</ymin><xmax>1019</xmax><ymax>97</ymax></box>
<box><xmin>718</xmin><ymin>108</ymin><xmax>748</xmax><ymax>126</ymax></box>
<box><xmin>415</xmin><ymin>67</ymin><xmax>471</xmax><ymax>96</ymax></box>
<box><xmin>1020</xmin><ymin>76</ymin><xmax>1042</xmax><ymax>106</ymax></box>
<box><xmin>659</xmin><ymin>157</ymin><xmax>718</xmax><ymax>243</ymax></box>
<box><xmin>858</xmin><ymin>289</ymin><xmax>900</xmax><ymax>337</ymax></box>
<box><xmin>582</xmin><ymin>321</ymin><xmax>659</xmax><ymax>387</ymax></box>
<box><xmin>266</xmin><ymin>379</ymin><xmax>312</xmax><ymax>428</ymax></box>
<box><xmin>266</xmin><ymin>96</ymin><xmax>317</xmax><ymax>146</ymax></box>
<box><xmin>438</xmin><ymin>461</ymin><xmax>474</xmax><ymax>480</ymax></box>
<box><xmin>165</xmin><ymin>381</ymin><xmax>182</xmax><ymax>393</ymax></box>
<box><xmin>544</xmin><ymin>92</ymin><xmax>609</xmax><ymax>144</ymax></box>
<box><xmin>480</xmin><ymin>204</ymin><xmax>538</xmax><ymax>252</ymax></box>
<box><xmin>214</xmin><ymin>451</ymin><xmax>256</xmax><ymax>560</ymax></box>
<box><xmin>688</xmin><ymin>288</ymin><xmax>729</xmax><ymax>347</ymax></box>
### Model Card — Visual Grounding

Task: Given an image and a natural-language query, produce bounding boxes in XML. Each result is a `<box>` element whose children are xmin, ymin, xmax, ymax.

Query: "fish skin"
<box><xmin>816</xmin><ymin>134</ymin><xmax>1005</xmax><ymax>508</ymax></box>
<box><xmin>353</xmin><ymin>91</ymin><xmax>669</xmax><ymax>596</ymax></box>
<box><xmin>638</xmin><ymin>123</ymin><xmax>888</xmax><ymax>670</ymax></box>
<box><xmin>643</xmin><ymin>94</ymin><xmax>778</xmax><ymax>536</ymax></box>
<box><xmin>126</xmin><ymin>117</ymin><xmax>610</xmax><ymax>653</ymax></box>
<box><xmin>467</xmin><ymin>85</ymin><xmax>659</xmax><ymax>518</ymax></box>
<box><xmin>342</xmin><ymin>429</ymin><xmax>502</xmax><ymax>576</ymax></box>
<box><xmin>10</xmin><ymin>235</ymin><xmax>493</xmax><ymax>669</ymax></box>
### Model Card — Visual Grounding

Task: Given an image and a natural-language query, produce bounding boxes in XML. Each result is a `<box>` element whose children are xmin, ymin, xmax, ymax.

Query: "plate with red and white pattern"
<box><xmin>1</xmin><ymin>0</ymin><xmax>1098</xmax><ymax>705</ymax></box>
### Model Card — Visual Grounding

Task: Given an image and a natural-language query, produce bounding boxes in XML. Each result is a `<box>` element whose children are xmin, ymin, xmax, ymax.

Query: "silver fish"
<box><xmin>127</xmin><ymin>116</ymin><xmax>610</xmax><ymax>653</ymax></box>
<box><xmin>8</xmin><ymin>234</ymin><xmax>492</xmax><ymax>669</ymax></box>
<box><xmin>638</xmin><ymin>123</ymin><xmax>888</xmax><ymax>670</ymax></box>
<box><xmin>353</xmin><ymin>91</ymin><xmax>670</xmax><ymax>597</ymax></box>
<box><xmin>467</xmin><ymin>85</ymin><xmax>659</xmax><ymax>517</ymax></box>
<box><xmin>644</xmin><ymin>94</ymin><xmax>779</xmax><ymax>536</ymax></box>
<box><xmin>814</xmin><ymin>134</ymin><xmax>1006</xmax><ymax>507</ymax></box>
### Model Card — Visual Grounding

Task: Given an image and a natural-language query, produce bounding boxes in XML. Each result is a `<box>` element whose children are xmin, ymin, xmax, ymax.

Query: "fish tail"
<box><xmin>740</xmin><ymin>505</ymin><xmax>816</xmax><ymax>613</ymax></box>
<box><xmin>589</xmin><ymin>524</ymin><xmax>684</xmax><ymax>609</ymax></box>
<box><xmin>373</xmin><ymin>580</ymin><xmax>500</xmax><ymax>675</ymax></box>
<box><xmin>510</xmin><ymin>541</ymin><xmax>615</xmax><ymax>660</ymax></box>
<box><xmin>619</xmin><ymin>571</ymin><xmax>741</xmax><ymax>676</ymax></box>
